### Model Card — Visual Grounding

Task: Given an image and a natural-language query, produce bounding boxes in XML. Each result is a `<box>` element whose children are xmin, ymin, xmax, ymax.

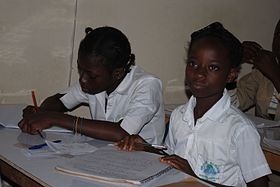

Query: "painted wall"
<box><xmin>1</xmin><ymin>0</ymin><xmax>280</xmax><ymax>112</ymax></box>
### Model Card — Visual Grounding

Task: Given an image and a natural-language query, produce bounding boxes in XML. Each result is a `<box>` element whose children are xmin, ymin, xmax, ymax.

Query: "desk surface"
<box><xmin>0</xmin><ymin>128</ymin><xmax>211</xmax><ymax>187</ymax></box>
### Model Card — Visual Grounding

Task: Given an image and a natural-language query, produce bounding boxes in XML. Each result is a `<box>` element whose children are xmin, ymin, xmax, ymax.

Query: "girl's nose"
<box><xmin>79</xmin><ymin>72</ymin><xmax>88</xmax><ymax>84</ymax></box>
<box><xmin>195</xmin><ymin>67</ymin><xmax>207</xmax><ymax>78</ymax></box>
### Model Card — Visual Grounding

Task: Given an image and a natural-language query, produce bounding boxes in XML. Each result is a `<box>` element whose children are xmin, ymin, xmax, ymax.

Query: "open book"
<box><xmin>56</xmin><ymin>145</ymin><xmax>173</xmax><ymax>185</ymax></box>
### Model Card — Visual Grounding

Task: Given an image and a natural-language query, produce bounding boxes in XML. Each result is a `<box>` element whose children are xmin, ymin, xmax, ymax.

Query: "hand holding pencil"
<box><xmin>18</xmin><ymin>90</ymin><xmax>52</xmax><ymax>134</ymax></box>
<box><xmin>20</xmin><ymin>91</ymin><xmax>40</xmax><ymax>119</ymax></box>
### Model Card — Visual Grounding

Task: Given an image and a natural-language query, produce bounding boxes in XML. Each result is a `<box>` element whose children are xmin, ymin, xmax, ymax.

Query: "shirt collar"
<box><xmin>182</xmin><ymin>89</ymin><xmax>231</xmax><ymax>123</ymax></box>
<box><xmin>110</xmin><ymin>65</ymin><xmax>137</xmax><ymax>95</ymax></box>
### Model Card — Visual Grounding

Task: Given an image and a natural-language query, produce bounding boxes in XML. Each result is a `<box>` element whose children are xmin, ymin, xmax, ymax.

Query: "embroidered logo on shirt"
<box><xmin>199</xmin><ymin>161</ymin><xmax>220</xmax><ymax>182</ymax></box>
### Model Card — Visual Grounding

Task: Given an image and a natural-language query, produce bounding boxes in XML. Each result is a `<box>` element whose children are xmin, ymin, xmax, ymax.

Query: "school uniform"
<box><xmin>165</xmin><ymin>89</ymin><xmax>271</xmax><ymax>186</ymax></box>
<box><xmin>60</xmin><ymin>65</ymin><xmax>165</xmax><ymax>144</ymax></box>
<box><xmin>236</xmin><ymin>69</ymin><xmax>280</xmax><ymax>121</ymax></box>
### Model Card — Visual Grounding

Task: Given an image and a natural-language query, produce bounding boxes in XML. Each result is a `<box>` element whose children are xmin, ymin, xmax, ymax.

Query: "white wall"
<box><xmin>0</xmin><ymin>0</ymin><xmax>75</xmax><ymax>104</ymax></box>
<box><xmin>1</xmin><ymin>0</ymin><xmax>280</xmax><ymax>109</ymax></box>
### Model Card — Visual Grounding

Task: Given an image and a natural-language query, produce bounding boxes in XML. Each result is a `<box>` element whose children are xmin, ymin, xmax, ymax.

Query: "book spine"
<box><xmin>140</xmin><ymin>166</ymin><xmax>173</xmax><ymax>184</ymax></box>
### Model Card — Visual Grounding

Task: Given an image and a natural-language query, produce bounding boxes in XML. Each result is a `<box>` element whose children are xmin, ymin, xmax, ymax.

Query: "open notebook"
<box><xmin>0</xmin><ymin>104</ymin><xmax>27</xmax><ymax>128</ymax></box>
<box><xmin>56</xmin><ymin>145</ymin><xmax>173</xmax><ymax>185</ymax></box>
<box><xmin>0</xmin><ymin>104</ymin><xmax>71</xmax><ymax>133</ymax></box>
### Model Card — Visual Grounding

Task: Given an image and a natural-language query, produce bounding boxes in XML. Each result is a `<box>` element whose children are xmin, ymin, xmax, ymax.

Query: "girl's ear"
<box><xmin>226</xmin><ymin>68</ymin><xmax>239</xmax><ymax>83</ymax></box>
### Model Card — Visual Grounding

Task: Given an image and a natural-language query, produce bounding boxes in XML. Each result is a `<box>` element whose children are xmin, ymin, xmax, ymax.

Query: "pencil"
<box><xmin>31</xmin><ymin>90</ymin><xmax>39</xmax><ymax>112</ymax></box>
<box><xmin>37</xmin><ymin>130</ymin><xmax>45</xmax><ymax>139</ymax></box>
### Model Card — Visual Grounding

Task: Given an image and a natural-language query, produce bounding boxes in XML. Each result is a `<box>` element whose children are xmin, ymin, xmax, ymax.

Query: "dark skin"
<box><xmin>117</xmin><ymin>37</ymin><xmax>269</xmax><ymax>187</ymax></box>
<box><xmin>18</xmin><ymin>55</ymin><xmax>129</xmax><ymax>142</ymax></box>
<box><xmin>241</xmin><ymin>20</ymin><xmax>280</xmax><ymax>93</ymax></box>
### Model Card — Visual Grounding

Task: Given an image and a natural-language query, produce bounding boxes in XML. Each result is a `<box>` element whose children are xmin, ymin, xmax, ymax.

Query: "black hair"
<box><xmin>188</xmin><ymin>22</ymin><xmax>242</xmax><ymax>68</ymax></box>
<box><xmin>78</xmin><ymin>26</ymin><xmax>135</xmax><ymax>72</ymax></box>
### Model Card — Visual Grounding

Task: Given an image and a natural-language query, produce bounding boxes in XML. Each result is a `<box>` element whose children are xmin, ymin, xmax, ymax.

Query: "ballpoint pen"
<box><xmin>28</xmin><ymin>140</ymin><xmax>62</xmax><ymax>150</ymax></box>
<box><xmin>137</xmin><ymin>143</ymin><xmax>168</xmax><ymax>150</ymax></box>
<box><xmin>134</xmin><ymin>142</ymin><xmax>169</xmax><ymax>156</ymax></box>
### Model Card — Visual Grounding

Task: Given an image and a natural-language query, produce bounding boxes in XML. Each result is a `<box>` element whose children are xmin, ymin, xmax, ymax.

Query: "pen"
<box><xmin>137</xmin><ymin>143</ymin><xmax>168</xmax><ymax>150</ymax></box>
<box><xmin>137</xmin><ymin>143</ymin><xmax>169</xmax><ymax>156</ymax></box>
<box><xmin>31</xmin><ymin>90</ymin><xmax>39</xmax><ymax>112</ymax></box>
<box><xmin>28</xmin><ymin>140</ymin><xmax>62</xmax><ymax>150</ymax></box>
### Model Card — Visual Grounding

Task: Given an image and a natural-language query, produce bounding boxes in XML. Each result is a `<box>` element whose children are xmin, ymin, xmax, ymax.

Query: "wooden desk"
<box><xmin>0</xmin><ymin>128</ymin><xmax>212</xmax><ymax>187</ymax></box>
<box><xmin>262</xmin><ymin>146</ymin><xmax>280</xmax><ymax>172</ymax></box>
<box><xmin>0</xmin><ymin>156</ymin><xmax>47</xmax><ymax>187</ymax></box>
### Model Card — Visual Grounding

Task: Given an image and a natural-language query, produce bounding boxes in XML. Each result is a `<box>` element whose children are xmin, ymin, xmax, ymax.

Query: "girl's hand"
<box><xmin>242</xmin><ymin>41</ymin><xmax>263</xmax><ymax>65</ymax></box>
<box><xmin>251</xmin><ymin>49</ymin><xmax>278</xmax><ymax>77</ymax></box>
<box><xmin>116</xmin><ymin>134</ymin><xmax>146</xmax><ymax>151</ymax></box>
<box><xmin>22</xmin><ymin>105</ymin><xmax>39</xmax><ymax>118</ymax></box>
<box><xmin>160</xmin><ymin>155</ymin><xmax>194</xmax><ymax>174</ymax></box>
<box><xmin>18</xmin><ymin>112</ymin><xmax>53</xmax><ymax>134</ymax></box>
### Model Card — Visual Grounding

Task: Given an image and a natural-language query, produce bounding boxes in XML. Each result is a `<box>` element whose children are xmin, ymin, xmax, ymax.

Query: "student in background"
<box><xmin>231</xmin><ymin>19</ymin><xmax>280</xmax><ymax>121</ymax></box>
<box><xmin>18</xmin><ymin>26</ymin><xmax>165</xmax><ymax>144</ymax></box>
<box><xmin>117</xmin><ymin>22</ymin><xmax>271</xmax><ymax>186</ymax></box>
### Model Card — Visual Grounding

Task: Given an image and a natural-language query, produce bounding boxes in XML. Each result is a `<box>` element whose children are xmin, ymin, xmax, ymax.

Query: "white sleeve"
<box><xmin>236</xmin><ymin>126</ymin><xmax>271</xmax><ymax>182</ymax></box>
<box><xmin>120</xmin><ymin>78</ymin><xmax>163</xmax><ymax>134</ymax></box>
<box><xmin>59</xmin><ymin>83</ymin><xmax>88</xmax><ymax>109</ymax></box>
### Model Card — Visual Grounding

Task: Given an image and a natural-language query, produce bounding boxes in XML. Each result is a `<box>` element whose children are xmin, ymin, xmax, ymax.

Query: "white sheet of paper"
<box><xmin>46</xmin><ymin>140</ymin><xmax>98</xmax><ymax>156</ymax></box>
<box><xmin>0</xmin><ymin>104</ymin><xmax>26</xmax><ymax>128</ymax></box>
<box><xmin>22</xmin><ymin>146</ymin><xmax>58</xmax><ymax>158</ymax></box>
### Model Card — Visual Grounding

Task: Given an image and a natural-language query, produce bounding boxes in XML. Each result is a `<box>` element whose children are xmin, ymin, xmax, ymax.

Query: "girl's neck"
<box><xmin>193</xmin><ymin>93</ymin><xmax>223</xmax><ymax>123</ymax></box>
<box><xmin>106</xmin><ymin>73</ymin><xmax>127</xmax><ymax>95</ymax></box>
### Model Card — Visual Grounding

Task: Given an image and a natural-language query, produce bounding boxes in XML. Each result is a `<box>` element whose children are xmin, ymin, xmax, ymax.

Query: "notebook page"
<box><xmin>56</xmin><ymin>145</ymin><xmax>171</xmax><ymax>185</ymax></box>
<box><xmin>0</xmin><ymin>104</ymin><xmax>26</xmax><ymax>128</ymax></box>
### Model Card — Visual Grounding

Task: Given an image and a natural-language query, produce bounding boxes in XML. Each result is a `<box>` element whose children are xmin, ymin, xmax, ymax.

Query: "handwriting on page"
<box><xmin>72</xmin><ymin>148</ymin><xmax>161</xmax><ymax>177</ymax></box>
<box><xmin>56</xmin><ymin>146</ymin><xmax>170</xmax><ymax>184</ymax></box>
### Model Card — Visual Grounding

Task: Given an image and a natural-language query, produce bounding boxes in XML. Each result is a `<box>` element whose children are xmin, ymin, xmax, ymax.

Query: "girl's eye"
<box><xmin>78</xmin><ymin>68</ymin><xmax>97</xmax><ymax>80</ymax></box>
<box><xmin>187</xmin><ymin>61</ymin><xmax>198</xmax><ymax>69</ymax></box>
<box><xmin>209</xmin><ymin>65</ymin><xmax>219</xmax><ymax>71</ymax></box>
<box><xmin>89</xmin><ymin>75</ymin><xmax>97</xmax><ymax>80</ymax></box>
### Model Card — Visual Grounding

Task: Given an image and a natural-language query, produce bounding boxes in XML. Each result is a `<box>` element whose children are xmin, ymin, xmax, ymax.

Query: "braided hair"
<box><xmin>78</xmin><ymin>26</ymin><xmax>135</xmax><ymax>73</ymax></box>
<box><xmin>188</xmin><ymin>22</ymin><xmax>242</xmax><ymax>68</ymax></box>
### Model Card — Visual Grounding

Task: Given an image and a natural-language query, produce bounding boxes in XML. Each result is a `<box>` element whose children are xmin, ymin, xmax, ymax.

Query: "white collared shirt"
<box><xmin>60</xmin><ymin>65</ymin><xmax>165</xmax><ymax>144</ymax></box>
<box><xmin>166</xmin><ymin>89</ymin><xmax>271</xmax><ymax>186</ymax></box>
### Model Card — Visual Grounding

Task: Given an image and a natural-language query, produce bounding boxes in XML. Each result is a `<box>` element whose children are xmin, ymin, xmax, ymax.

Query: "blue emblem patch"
<box><xmin>199</xmin><ymin>161</ymin><xmax>220</xmax><ymax>181</ymax></box>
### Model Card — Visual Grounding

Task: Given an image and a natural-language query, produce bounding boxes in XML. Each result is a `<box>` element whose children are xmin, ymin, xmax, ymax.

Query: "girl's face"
<box><xmin>77</xmin><ymin>56</ymin><xmax>117</xmax><ymax>95</ymax></box>
<box><xmin>185</xmin><ymin>37</ymin><xmax>235</xmax><ymax>101</ymax></box>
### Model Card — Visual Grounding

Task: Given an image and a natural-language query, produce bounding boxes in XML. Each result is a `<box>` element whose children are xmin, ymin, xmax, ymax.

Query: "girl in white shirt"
<box><xmin>18</xmin><ymin>26</ymin><xmax>164</xmax><ymax>144</ymax></box>
<box><xmin>117</xmin><ymin>22</ymin><xmax>271</xmax><ymax>187</ymax></box>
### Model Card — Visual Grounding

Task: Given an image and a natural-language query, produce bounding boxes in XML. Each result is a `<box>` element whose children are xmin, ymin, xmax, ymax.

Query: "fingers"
<box><xmin>160</xmin><ymin>155</ymin><xmax>188</xmax><ymax>172</ymax></box>
<box><xmin>160</xmin><ymin>155</ymin><xmax>180</xmax><ymax>168</ymax></box>
<box><xmin>242</xmin><ymin>41</ymin><xmax>263</xmax><ymax>64</ymax></box>
<box><xmin>116</xmin><ymin>135</ymin><xmax>145</xmax><ymax>151</ymax></box>
<box><xmin>22</xmin><ymin>105</ymin><xmax>37</xmax><ymax>118</ymax></box>
<box><xmin>18</xmin><ymin>119</ymin><xmax>27</xmax><ymax>132</ymax></box>
<box><xmin>18</xmin><ymin>118</ymin><xmax>40</xmax><ymax>135</ymax></box>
